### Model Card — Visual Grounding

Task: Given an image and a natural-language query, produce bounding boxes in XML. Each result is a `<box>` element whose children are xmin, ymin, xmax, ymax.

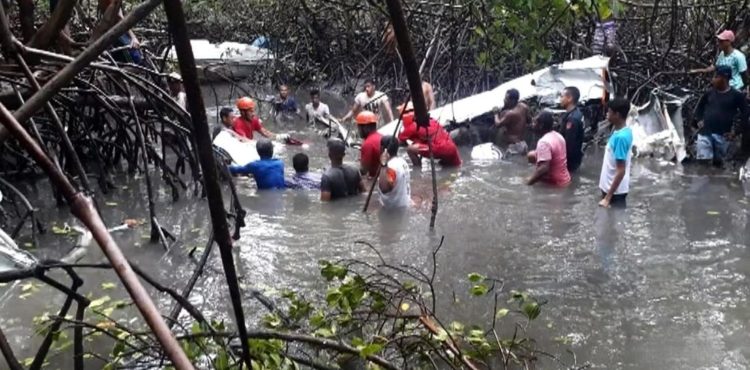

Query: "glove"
<box><xmin>276</xmin><ymin>133</ymin><xmax>290</xmax><ymax>142</ymax></box>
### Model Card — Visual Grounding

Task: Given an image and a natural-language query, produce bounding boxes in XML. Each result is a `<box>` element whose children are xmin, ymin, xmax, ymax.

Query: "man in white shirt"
<box><xmin>378</xmin><ymin>135</ymin><xmax>411</xmax><ymax>209</ymax></box>
<box><xmin>304</xmin><ymin>89</ymin><xmax>331</xmax><ymax>124</ymax></box>
<box><xmin>340</xmin><ymin>79</ymin><xmax>394</xmax><ymax>126</ymax></box>
<box><xmin>167</xmin><ymin>72</ymin><xmax>186</xmax><ymax>110</ymax></box>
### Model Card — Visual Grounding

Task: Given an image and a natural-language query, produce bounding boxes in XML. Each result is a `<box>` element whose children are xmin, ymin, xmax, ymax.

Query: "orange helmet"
<box><xmin>355</xmin><ymin>111</ymin><xmax>378</xmax><ymax>125</ymax></box>
<box><xmin>236</xmin><ymin>97</ymin><xmax>256</xmax><ymax>110</ymax></box>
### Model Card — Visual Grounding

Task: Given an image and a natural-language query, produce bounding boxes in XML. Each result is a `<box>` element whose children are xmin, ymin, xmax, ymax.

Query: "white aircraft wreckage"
<box><xmin>165</xmin><ymin>40</ymin><xmax>273</xmax><ymax>81</ymax></box>
<box><xmin>380</xmin><ymin>55</ymin><xmax>687</xmax><ymax>163</ymax></box>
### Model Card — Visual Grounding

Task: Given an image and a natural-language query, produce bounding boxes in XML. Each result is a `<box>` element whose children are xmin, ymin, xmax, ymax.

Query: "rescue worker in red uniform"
<box><xmin>357</xmin><ymin>111</ymin><xmax>383</xmax><ymax>178</ymax></box>
<box><xmin>233</xmin><ymin>97</ymin><xmax>276</xmax><ymax>140</ymax></box>
<box><xmin>397</xmin><ymin>103</ymin><xmax>461</xmax><ymax>167</ymax></box>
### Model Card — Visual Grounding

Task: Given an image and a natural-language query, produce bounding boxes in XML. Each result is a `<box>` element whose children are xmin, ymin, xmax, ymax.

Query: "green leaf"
<box><xmin>467</xmin><ymin>273</ymin><xmax>485</xmax><ymax>283</ymax></box>
<box><xmin>707</xmin><ymin>211</ymin><xmax>720</xmax><ymax>216</ymax></box>
<box><xmin>522</xmin><ymin>302</ymin><xmax>541</xmax><ymax>320</ymax></box>
<box><xmin>496</xmin><ymin>308</ymin><xmax>510</xmax><ymax>319</ymax></box>
<box><xmin>213</xmin><ymin>349</ymin><xmax>229</xmax><ymax>370</ymax></box>
<box><xmin>470</xmin><ymin>284</ymin><xmax>489</xmax><ymax>296</ymax></box>
<box><xmin>101</xmin><ymin>282</ymin><xmax>117</xmax><ymax>290</ymax></box>
<box><xmin>359</xmin><ymin>343</ymin><xmax>383</xmax><ymax>358</ymax></box>
<box><xmin>314</xmin><ymin>327</ymin><xmax>334</xmax><ymax>338</ymax></box>
<box><xmin>105</xmin><ymin>202</ymin><xmax>118</xmax><ymax>207</ymax></box>
<box><xmin>89</xmin><ymin>296</ymin><xmax>111</xmax><ymax>309</ymax></box>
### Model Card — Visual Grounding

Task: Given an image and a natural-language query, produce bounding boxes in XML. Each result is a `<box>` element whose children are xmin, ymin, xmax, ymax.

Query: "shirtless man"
<box><xmin>422</xmin><ymin>80</ymin><xmax>436</xmax><ymax>110</ymax></box>
<box><xmin>494</xmin><ymin>89</ymin><xmax>531</xmax><ymax>154</ymax></box>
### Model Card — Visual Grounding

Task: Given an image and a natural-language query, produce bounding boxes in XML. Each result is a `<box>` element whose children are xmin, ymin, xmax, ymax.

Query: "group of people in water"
<box><xmin>203</xmin><ymin>29</ymin><xmax>749</xmax><ymax>210</ymax></box>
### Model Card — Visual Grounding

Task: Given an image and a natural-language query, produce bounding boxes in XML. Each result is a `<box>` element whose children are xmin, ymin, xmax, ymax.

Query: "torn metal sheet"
<box><xmin>0</xmin><ymin>229</ymin><xmax>37</xmax><ymax>273</ymax></box>
<box><xmin>165</xmin><ymin>40</ymin><xmax>273</xmax><ymax>80</ymax></box>
<box><xmin>212</xmin><ymin>130</ymin><xmax>287</xmax><ymax>165</ymax></box>
<box><xmin>627</xmin><ymin>90</ymin><xmax>687</xmax><ymax>163</ymax></box>
<box><xmin>379</xmin><ymin>55</ymin><xmax>611</xmax><ymax>135</ymax></box>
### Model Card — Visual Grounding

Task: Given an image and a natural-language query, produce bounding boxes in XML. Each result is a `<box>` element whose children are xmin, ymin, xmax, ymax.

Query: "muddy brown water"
<box><xmin>1</xmin><ymin>86</ymin><xmax>750</xmax><ymax>369</ymax></box>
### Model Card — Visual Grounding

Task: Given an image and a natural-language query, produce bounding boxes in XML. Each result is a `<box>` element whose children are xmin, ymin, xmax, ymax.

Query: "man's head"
<box><xmin>256</xmin><ymin>139</ymin><xmax>274</xmax><ymax>160</ymax></box>
<box><xmin>356</xmin><ymin>110</ymin><xmax>378</xmax><ymax>138</ymax></box>
<box><xmin>279</xmin><ymin>84</ymin><xmax>290</xmax><ymax>99</ymax></box>
<box><xmin>310</xmin><ymin>89</ymin><xmax>321</xmax><ymax>105</ymax></box>
<box><xmin>380</xmin><ymin>135</ymin><xmax>399</xmax><ymax>157</ymax></box>
<box><xmin>219</xmin><ymin>108</ymin><xmax>234</xmax><ymax>127</ymax></box>
<box><xmin>561</xmin><ymin>86</ymin><xmax>580</xmax><ymax>109</ymax></box>
<box><xmin>533</xmin><ymin>111</ymin><xmax>555</xmax><ymax>134</ymax></box>
<box><xmin>364</xmin><ymin>79</ymin><xmax>376</xmax><ymax>96</ymax></box>
<box><xmin>504</xmin><ymin>89</ymin><xmax>520</xmax><ymax>108</ymax></box>
<box><xmin>712</xmin><ymin>65</ymin><xmax>732</xmax><ymax>89</ymax></box>
<box><xmin>717</xmin><ymin>30</ymin><xmax>735</xmax><ymax>52</ymax></box>
<box><xmin>606</xmin><ymin>98</ymin><xmax>630</xmax><ymax>125</ymax></box>
<box><xmin>236</xmin><ymin>97</ymin><xmax>256</xmax><ymax>119</ymax></box>
<box><xmin>167</xmin><ymin>73</ymin><xmax>182</xmax><ymax>94</ymax></box>
<box><xmin>327</xmin><ymin>139</ymin><xmax>346</xmax><ymax>163</ymax></box>
<box><xmin>292</xmin><ymin>153</ymin><xmax>309</xmax><ymax>174</ymax></box>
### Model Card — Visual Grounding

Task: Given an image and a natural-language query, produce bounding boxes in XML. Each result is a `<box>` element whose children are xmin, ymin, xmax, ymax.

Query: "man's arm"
<box><xmin>599</xmin><ymin>160</ymin><xmax>626</xmax><ymax>207</ymax></box>
<box><xmin>690</xmin><ymin>65</ymin><xmax>716</xmax><ymax>74</ymax></box>
<box><xmin>229</xmin><ymin>161</ymin><xmax>256</xmax><ymax>176</ymax></box>
<box><xmin>382</xmin><ymin>98</ymin><xmax>394</xmax><ymax>123</ymax></box>
<box><xmin>341</xmin><ymin>102</ymin><xmax>361</xmax><ymax>122</ymax></box>
<box><xmin>320</xmin><ymin>175</ymin><xmax>332</xmax><ymax>201</ymax></box>
<box><xmin>526</xmin><ymin>161</ymin><xmax>550</xmax><ymax>185</ymax></box>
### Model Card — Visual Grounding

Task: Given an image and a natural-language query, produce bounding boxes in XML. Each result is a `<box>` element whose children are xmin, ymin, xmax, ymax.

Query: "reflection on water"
<box><xmin>1</xmin><ymin>89</ymin><xmax>750</xmax><ymax>369</ymax></box>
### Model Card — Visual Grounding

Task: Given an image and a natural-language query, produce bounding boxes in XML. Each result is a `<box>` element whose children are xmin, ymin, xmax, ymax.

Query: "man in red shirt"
<box><xmin>357</xmin><ymin>111</ymin><xmax>383</xmax><ymax>178</ymax></box>
<box><xmin>398</xmin><ymin>105</ymin><xmax>461</xmax><ymax>167</ymax></box>
<box><xmin>526</xmin><ymin>111</ymin><xmax>571</xmax><ymax>187</ymax></box>
<box><xmin>233</xmin><ymin>97</ymin><xmax>275</xmax><ymax>140</ymax></box>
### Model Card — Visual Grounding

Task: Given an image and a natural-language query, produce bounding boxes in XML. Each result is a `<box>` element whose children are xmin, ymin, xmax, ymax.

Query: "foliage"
<box><xmin>26</xmin><ymin>241</ymin><xmax>583</xmax><ymax>369</ymax></box>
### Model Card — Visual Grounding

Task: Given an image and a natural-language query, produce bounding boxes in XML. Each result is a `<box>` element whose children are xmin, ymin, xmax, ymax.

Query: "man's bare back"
<box><xmin>495</xmin><ymin>102</ymin><xmax>530</xmax><ymax>144</ymax></box>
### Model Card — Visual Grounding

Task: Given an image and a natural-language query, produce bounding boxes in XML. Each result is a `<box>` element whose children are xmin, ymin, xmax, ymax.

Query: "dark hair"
<box><xmin>536</xmin><ymin>111</ymin><xmax>555</xmax><ymax>132</ymax></box>
<box><xmin>563</xmin><ymin>86</ymin><xmax>580</xmax><ymax>104</ymax></box>
<box><xmin>256</xmin><ymin>139</ymin><xmax>274</xmax><ymax>159</ymax></box>
<box><xmin>327</xmin><ymin>139</ymin><xmax>346</xmax><ymax>158</ymax></box>
<box><xmin>608</xmin><ymin>98</ymin><xmax>631</xmax><ymax>120</ymax></box>
<box><xmin>219</xmin><ymin>107</ymin><xmax>233</xmax><ymax>120</ymax></box>
<box><xmin>506</xmin><ymin>89</ymin><xmax>520</xmax><ymax>103</ymax></box>
<box><xmin>380</xmin><ymin>135</ymin><xmax>399</xmax><ymax>157</ymax></box>
<box><xmin>364</xmin><ymin>78</ymin><xmax>376</xmax><ymax>86</ymax></box>
<box><xmin>715</xmin><ymin>65</ymin><xmax>732</xmax><ymax>80</ymax></box>
<box><xmin>309</xmin><ymin>88</ymin><xmax>320</xmax><ymax>97</ymax></box>
<box><xmin>292</xmin><ymin>153</ymin><xmax>309</xmax><ymax>173</ymax></box>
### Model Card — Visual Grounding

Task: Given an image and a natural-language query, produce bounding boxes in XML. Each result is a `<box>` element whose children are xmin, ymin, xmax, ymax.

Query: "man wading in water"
<box><xmin>233</xmin><ymin>97</ymin><xmax>276</xmax><ymax>140</ymax></box>
<box><xmin>320</xmin><ymin>140</ymin><xmax>365</xmax><ymax>201</ymax></box>
<box><xmin>692</xmin><ymin>65</ymin><xmax>749</xmax><ymax>167</ymax></box>
<box><xmin>494</xmin><ymin>89</ymin><xmax>531</xmax><ymax>155</ymax></box>
<box><xmin>356</xmin><ymin>111</ymin><xmax>383</xmax><ymax>178</ymax></box>
<box><xmin>559</xmin><ymin>86</ymin><xmax>585</xmax><ymax>173</ymax></box>
<box><xmin>526</xmin><ymin>111</ymin><xmax>571</xmax><ymax>187</ymax></box>
<box><xmin>599</xmin><ymin>98</ymin><xmax>634</xmax><ymax>208</ymax></box>
<box><xmin>340</xmin><ymin>79</ymin><xmax>394</xmax><ymax>127</ymax></box>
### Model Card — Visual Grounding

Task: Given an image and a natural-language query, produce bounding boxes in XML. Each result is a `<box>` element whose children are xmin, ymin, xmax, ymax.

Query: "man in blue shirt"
<box><xmin>273</xmin><ymin>85</ymin><xmax>300</xmax><ymax>115</ymax></box>
<box><xmin>229</xmin><ymin>140</ymin><xmax>286</xmax><ymax>189</ymax></box>
<box><xmin>286</xmin><ymin>153</ymin><xmax>321</xmax><ymax>190</ymax></box>
<box><xmin>599</xmin><ymin>98</ymin><xmax>634</xmax><ymax>208</ymax></box>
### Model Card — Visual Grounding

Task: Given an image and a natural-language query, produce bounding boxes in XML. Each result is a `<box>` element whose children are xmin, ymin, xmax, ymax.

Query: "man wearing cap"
<box><xmin>356</xmin><ymin>111</ymin><xmax>383</xmax><ymax>178</ymax></box>
<box><xmin>691</xmin><ymin>30</ymin><xmax>748</xmax><ymax>93</ymax></box>
<box><xmin>167</xmin><ymin>73</ymin><xmax>186</xmax><ymax>110</ymax></box>
<box><xmin>693</xmin><ymin>65</ymin><xmax>750</xmax><ymax>167</ymax></box>
<box><xmin>398</xmin><ymin>105</ymin><xmax>461</xmax><ymax>167</ymax></box>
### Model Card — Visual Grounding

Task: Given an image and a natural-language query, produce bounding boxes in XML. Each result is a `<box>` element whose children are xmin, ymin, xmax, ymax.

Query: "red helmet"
<box><xmin>236</xmin><ymin>97</ymin><xmax>256</xmax><ymax>110</ymax></box>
